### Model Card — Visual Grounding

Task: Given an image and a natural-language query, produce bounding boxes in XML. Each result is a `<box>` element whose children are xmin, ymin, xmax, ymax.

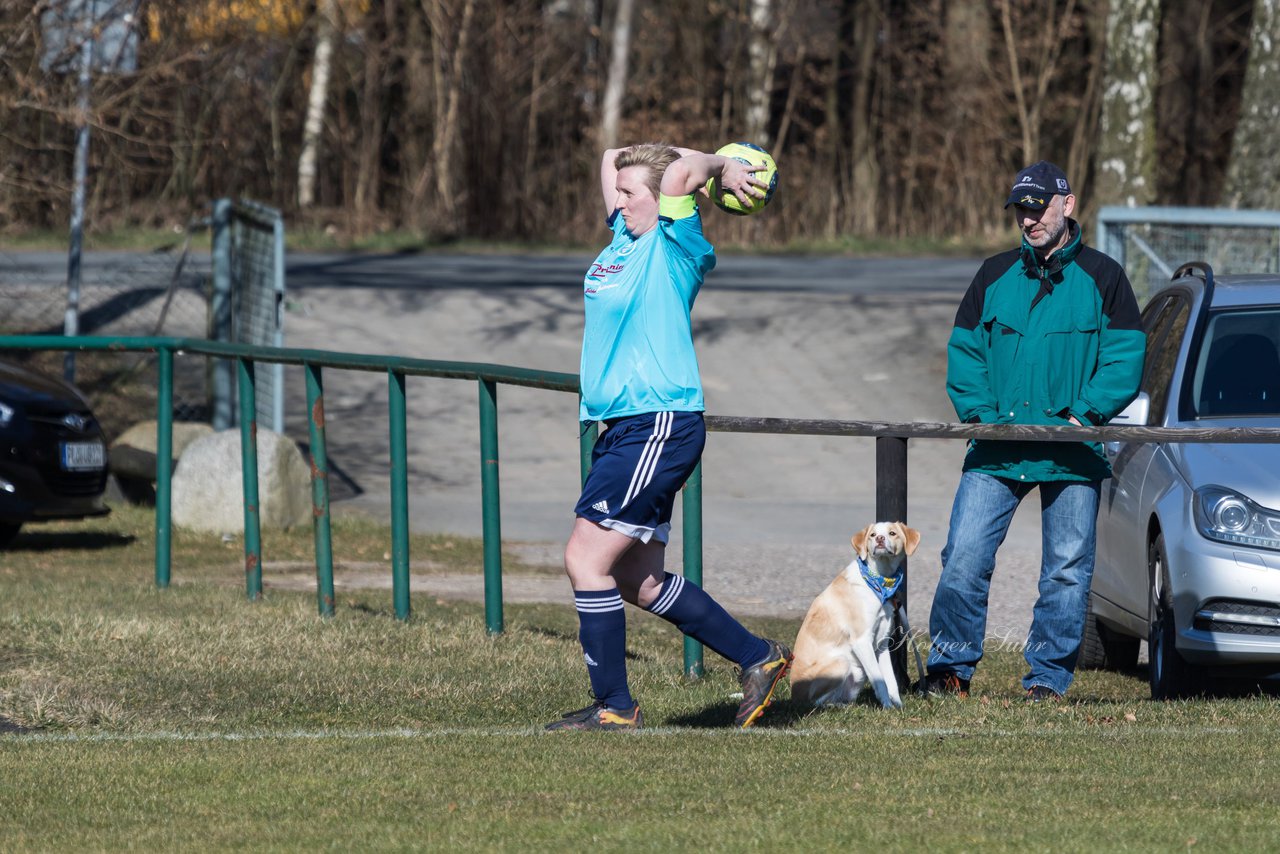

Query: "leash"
<box><xmin>894</xmin><ymin>597</ymin><xmax>927</xmax><ymax>688</ymax></box>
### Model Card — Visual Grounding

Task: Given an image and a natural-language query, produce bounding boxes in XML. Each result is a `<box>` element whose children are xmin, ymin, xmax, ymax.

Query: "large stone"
<box><xmin>113</xmin><ymin>420</ymin><xmax>214</xmax><ymax>459</ymax></box>
<box><xmin>109</xmin><ymin>421</ymin><xmax>215</xmax><ymax>504</ymax></box>
<box><xmin>171</xmin><ymin>429</ymin><xmax>313</xmax><ymax>533</ymax></box>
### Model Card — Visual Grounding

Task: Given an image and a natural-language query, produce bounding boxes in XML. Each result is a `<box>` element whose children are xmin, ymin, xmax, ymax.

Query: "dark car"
<box><xmin>0</xmin><ymin>359</ymin><xmax>109</xmax><ymax>545</ymax></box>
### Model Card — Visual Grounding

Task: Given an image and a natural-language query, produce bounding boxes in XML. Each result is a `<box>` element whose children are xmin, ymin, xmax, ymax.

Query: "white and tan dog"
<box><xmin>791</xmin><ymin>521</ymin><xmax>921</xmax><ymax>709</ymax></box>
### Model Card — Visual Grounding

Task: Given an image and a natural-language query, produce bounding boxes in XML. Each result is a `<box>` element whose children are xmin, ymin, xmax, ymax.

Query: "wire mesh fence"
<box><xmin>1097</xmin><ymin>207</ymin><xmax>1280</xmax><ymax>303</ymax></box>
<box><xmin>214</xmin><ymin>199</ymin><xmax>285</xmax><ymax>433</ymax></box>
<box><xmin>0</xmin><ymin>241</ymin><xmax>213</xmax><ymax>438</ymax></box>
<box><xmin>1</xmin><ymin>199</ymin><xmax>286</xmax><ymax>442</ymax></box>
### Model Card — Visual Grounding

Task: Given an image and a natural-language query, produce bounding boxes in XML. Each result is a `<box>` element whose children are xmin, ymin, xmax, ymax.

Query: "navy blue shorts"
<box><xmin>574</xmin><ymin>411</ymin><xmax>705</xmax><ymax>544</ymax></box>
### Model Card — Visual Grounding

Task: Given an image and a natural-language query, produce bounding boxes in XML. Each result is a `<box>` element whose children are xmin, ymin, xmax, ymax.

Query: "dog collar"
<box><xmin>857</xmin><ymin>556</ymin><xmax>901</xmax><ymax>603</ymax></box>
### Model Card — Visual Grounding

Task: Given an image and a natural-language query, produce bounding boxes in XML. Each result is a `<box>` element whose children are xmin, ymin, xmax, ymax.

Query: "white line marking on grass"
<box><xmin>0</xmin><ymin>724</ymin><xmax>1248</xmax><ymax>745</ymax></box>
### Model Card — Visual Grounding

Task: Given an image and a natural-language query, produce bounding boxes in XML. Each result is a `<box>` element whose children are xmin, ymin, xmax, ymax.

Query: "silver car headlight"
<box><xmin>1194</xmin><ymin>486</ymin><xmax>1280</xmax><ymax>552</ymax></box>
<box><xmin>0</xmin><ymin>399</ymin><xmax>13</xmax><ymax>429</ymax></box>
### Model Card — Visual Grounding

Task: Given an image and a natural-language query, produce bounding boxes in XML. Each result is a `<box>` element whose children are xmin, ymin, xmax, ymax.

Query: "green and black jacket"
<box><xmin>947</xmin><ymin>220</ymin><xmax>1145</xmax><ymax>482</ymax></box>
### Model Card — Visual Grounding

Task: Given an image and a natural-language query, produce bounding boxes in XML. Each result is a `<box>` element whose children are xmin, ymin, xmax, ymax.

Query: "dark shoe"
<box><xmin>736</xmin><ymin>639</ymin><xmax>793</xmax><ymax>729</ymax></box>
<box><xmin>916</xmin><ymin>671</ymin><xmax>970</xmax><ymax>698</ymax></box>
<box><xmin>544</xmin><ymin>701</ymin><xmax>643</xmax><ymax>731</ymax></box>
<box><xmin>1025</xmin><ymin>685</ymin><xmax>1063</xmax><ymax>703</ymax></box>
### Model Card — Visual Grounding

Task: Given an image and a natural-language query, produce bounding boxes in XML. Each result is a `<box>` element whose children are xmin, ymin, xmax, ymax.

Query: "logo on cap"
<box><xmin>1018</xmin><ymin>194</ymin><xmax>1045</xmax><ymax>207</ymax></box>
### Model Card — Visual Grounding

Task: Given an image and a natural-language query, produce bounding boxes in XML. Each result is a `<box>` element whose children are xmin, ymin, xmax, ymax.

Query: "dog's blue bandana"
<box><xmin>858</xmin><ymin>556</ymin><xmax>902</xmax><ymax>603</ymax></box>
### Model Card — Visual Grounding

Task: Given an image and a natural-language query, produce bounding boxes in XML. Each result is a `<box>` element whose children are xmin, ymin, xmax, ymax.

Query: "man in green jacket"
<box><xmin>921</xmin><ymin>161</ymin><xmax>1145</xmax><ymax>702</ymax></box>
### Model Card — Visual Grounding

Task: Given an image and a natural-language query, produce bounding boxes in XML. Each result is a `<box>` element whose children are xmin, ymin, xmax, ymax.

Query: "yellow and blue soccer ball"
<box><xmin>705</xmin><ymin>142</ymin><xmax>778</xmax><ymax>216</ymax></box>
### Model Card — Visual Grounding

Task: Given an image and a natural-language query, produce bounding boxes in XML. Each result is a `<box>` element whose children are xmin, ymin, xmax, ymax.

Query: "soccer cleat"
<box><xmin>544</xmin><ymin>701</ymin><xmax>643</xmax><ymax>732</ymax></box>
<box><xmin>735</xmin><ymin>639</ymin><xmax>793</xmax><ymax>729</ymax></box>
<box><xmin>916</xmin><ymin>671</ymin><xmax>971</xmax><ymax>698</ymax></box>
<box><xmin>1025</xmin><ymin>685</ymin><xmax>1063</xmax><ymax>703</ymax></box>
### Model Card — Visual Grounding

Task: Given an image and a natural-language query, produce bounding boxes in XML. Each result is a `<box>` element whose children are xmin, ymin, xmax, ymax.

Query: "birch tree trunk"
<box><xmin>1222</xmin><ymin>0</ymin><xmax>1280</xmax><ymax>209</ymax></box>
<box><xmin>745</xmin><ymin>0</ymin><xmax>776</xmax><ymax>146</ymax></box>
<box><xmin>599</xmin><ymin>0</ymin><xmax>635</xmax><ymax>150</ymax></box>
<box><xmin>298</xmin><ymin>0</ymin><xmax>338</xmax><ymax>208</ymax></box>
<box><xmin>1096</xmin><ymin>0</ymin><xmax>1159</xmax><ymax>207</ymax></box>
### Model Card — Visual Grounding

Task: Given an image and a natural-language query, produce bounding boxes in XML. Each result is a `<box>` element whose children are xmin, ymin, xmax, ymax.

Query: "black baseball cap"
<box><xmin>1004</xmin><ymin>161</ymin><xmax>1072</xmax><ymax>210</ymax></box>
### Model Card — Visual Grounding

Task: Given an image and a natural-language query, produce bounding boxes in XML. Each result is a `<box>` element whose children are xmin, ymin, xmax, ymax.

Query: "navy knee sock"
<box><xmin>645</xmin><ymin>572</ymin><xmax>769</xmax><ymax>668</ymax></box>
<box><xmin>574</xmin><ymin>588</ymin><xmax>634</xmax><ymax>710</ymax></box>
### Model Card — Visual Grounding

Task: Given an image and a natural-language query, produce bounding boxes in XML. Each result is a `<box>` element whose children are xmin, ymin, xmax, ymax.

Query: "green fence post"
<box><xmin>154</xmin><ymin>346</ymin><xmax>174</xmax><ymax>589</ymax></box>
<box><xmin>238</xmin><ymin>358</ymin><xmax>263</xmax><ymax>600</ymax></box>
<box><xmin>388</xmin><ymin>370</ymin><xmax>411</xmax><ymax>621</ymax></box>
<box><xmin>479</xmin><ymin>379</ymin><xmax>503</xmax><ymax>635</ymax></box>
<box><xmin>305</xmin><ymin>363</ymin><xmax>335</xmax><ymax>617</ymax></box>
<box><xmin>681</xmin><ymin>460</ymin><xmax>705</xmax><ymax>678</ymax></box>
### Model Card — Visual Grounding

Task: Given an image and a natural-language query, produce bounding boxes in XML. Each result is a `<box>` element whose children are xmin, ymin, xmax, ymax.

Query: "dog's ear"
<box><xmin>851</xmin><ymin>526</ymin><xmax>871</xmax><ymax>560</ymax></box>
<box><xmin>895</xmin><ymin>522</ymin><xmax>922</xmax><ymax>556</ymax></box>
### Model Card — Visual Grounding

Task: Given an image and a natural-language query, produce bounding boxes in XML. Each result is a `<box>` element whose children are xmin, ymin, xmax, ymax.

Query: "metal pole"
<box><xmin>876</xmin><ymin>435</ymin><xmax>910</xmax><ymax>689</ymax></box>
<box><xmin>154</xmin><ymin>345</ymin><xmax>173</xmax><ymax>588</ymax></box>
<box><xmin>210</xmin><ymin>199</ymin><xmax>234</xmax><ymax>430</ymax></box>
<box><xmin>271</xmin><ymin>214</ymin><xmax>286</xmax><ymax>433</ymax></box>
<box><xmin>238</xmin><ymin>358</ymin><xmax>262</xmax><ymax>600</ymax></box>
<box><xmin>305</xmin><ymin>364</ymin><xmax>334</xmax><ymax>617</ymax></box>
<box><xmin>479</xmin><ymin>379</ymin><xmax>503</xmax><ymax>635</ymax></box>
<box><xmin>681</xmin><ymin>461</ymin><xmax>705</xmax><ymax>678</ymax></box>
<box><xmin>388</xmin><ymin>370</ymin><xmax>410</xmax><ymax>621</ymax></box>
<box><xmin>63</xmin><ymin>0</ymin><xmax>98</xmax><ymax>383</ymax></box>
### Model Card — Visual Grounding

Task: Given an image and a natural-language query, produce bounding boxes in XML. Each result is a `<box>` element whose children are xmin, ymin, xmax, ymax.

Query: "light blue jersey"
<box><xmin>579</xmin><ymin>195</ymin><xmax>716</xmax><ymax>421</ymax></box>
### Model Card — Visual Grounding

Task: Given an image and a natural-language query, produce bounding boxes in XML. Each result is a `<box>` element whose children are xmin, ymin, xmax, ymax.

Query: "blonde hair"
<box><xmin>614</xmin><ymin>143</ymin><xmax>680</xmax><ymax>200</ymax></box>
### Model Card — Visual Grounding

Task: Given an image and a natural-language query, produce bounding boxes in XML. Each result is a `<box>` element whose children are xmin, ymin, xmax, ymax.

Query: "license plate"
<box><xmin>61</xmin><ymin>441</ymin><xmax>105</xmax><ymax>471</ymax></box>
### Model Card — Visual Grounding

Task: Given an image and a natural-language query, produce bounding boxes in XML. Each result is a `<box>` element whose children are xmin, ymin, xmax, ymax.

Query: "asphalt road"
<box><xmin>283</xmin><ymin>252</ymin><xmax>981</xmax><ymax>294</ymax></box>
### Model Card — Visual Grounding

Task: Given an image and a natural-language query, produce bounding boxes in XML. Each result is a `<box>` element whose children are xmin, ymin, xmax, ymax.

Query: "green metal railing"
<box><xmin>0</xmin><ymin>336</ymin><xmax>586</xmax><ymax>622</ymax></box>
<box><xmin>8</xmin><ymin>334</ymin><xmax>1280</xmax><ymax>684</ymax></box>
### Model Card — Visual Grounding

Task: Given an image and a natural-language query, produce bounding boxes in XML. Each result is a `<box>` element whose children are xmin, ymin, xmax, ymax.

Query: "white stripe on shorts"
<box><xmin>574</xmin><ymin>593</ymin><xmax>624</xmax><ymax>613</ymax></box>
<box><xmin>622</xmin><ymin>411</ymin><xmax>673</xmax><ymax>508</ymax></box>
<box><xmin>647</xmin><ymin>573</ymin><xmax>684</xmax><ymax>615</ymax></box>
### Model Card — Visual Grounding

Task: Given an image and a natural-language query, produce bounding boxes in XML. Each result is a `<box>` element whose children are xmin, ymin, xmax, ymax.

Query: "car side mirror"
<box><xmin>1109</xmin><ymin>391</ymin><xmax>1151</xmax><ymax>427</ymax></box>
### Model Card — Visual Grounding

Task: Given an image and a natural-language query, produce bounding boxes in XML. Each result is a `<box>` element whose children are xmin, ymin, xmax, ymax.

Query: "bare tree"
<box><xmin>999</xmin><ymin>0</ymin><xmax>1080</xmax><ymax>164</ymax></box>
<box><xmin>599</xmin><ymin>0</ymin><xmax>634</xmax><ymax>149</ymax></box>
<box><xmin>1066</xmin><ymin>4</ymin><xmax>1106</xmax><ymax>204</ymax></box>
<box><xmin>745</xmin><ymin>0</ymin><xmax>778</xmax><ymax>145</ymax></box>
<box><xmin>1096</xmin><ymin>0</ymin><xmax>1159</xmax><ymax>206</ymax></box>
<box><xmin>1223</xmin><ymin>0</ymin><xmax>1280</xmax><ymax>209</ymax></box>
<box><xmin>415</xmin><ymin>0</ymin><xmax>477</xmax><ymax>226</ymax></box>
<box><xmin>0</xmin><ymin>0</ymin><xmax>1260</xmax><ymax>246</ymax></box>
<box><xmin>298</xmin><ymin>0</ymin><xmax>338</xmax><ymax>208</ymax></box>
<box><xmin>943</xmin><ymin>0</ymin><xmax>999</xmax><ymax>234</ymax></box>
<box><xmin>843</xmin><ymin>0</ymin><xmax>880</xmax><ymax>235</ymax></box>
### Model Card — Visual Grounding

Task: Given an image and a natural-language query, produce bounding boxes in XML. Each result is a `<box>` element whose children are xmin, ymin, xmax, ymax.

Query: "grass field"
<box><xmin>3</xmin><ymin>507</ymin><xmax>1279</xmax><ymax>851</ymax></box>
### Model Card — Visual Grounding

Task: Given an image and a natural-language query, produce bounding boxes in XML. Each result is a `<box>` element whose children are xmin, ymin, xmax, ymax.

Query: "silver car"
<box><xmin>1088</xmin><ymin>263</ymin><xmax>1280</xmax><ymax>698</ymax></box>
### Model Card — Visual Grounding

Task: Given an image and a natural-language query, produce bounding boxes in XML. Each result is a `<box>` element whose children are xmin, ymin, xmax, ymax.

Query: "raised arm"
<box><xmin>660</xmin><ymin>151</ymin><xmax>766</xmax><ymax>204</ymax></box>
<box><xmin>599</xmin><ymin>148</ymin><xmax>629</xmax><ymax>216</ymax></box>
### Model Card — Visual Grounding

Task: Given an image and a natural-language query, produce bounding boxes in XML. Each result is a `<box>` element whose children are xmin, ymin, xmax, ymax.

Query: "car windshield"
<box><xmin>1192</xmin><ymin>307</ymin><xmax>1280</xmax><ymax>417</ymax></box>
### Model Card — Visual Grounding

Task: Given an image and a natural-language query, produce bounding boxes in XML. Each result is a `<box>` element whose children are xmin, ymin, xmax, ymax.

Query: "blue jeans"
<box><xmin>926</xmin><ymin>471</ymin><xmax>1101</xmax><ymax>696</ymax></box>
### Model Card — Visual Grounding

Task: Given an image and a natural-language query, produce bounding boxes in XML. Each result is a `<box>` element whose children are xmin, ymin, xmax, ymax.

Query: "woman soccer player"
<box><xmin>545</xmin><ymin>143</ymin><xmax>792</xmax><ymax>731</ymax></box>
